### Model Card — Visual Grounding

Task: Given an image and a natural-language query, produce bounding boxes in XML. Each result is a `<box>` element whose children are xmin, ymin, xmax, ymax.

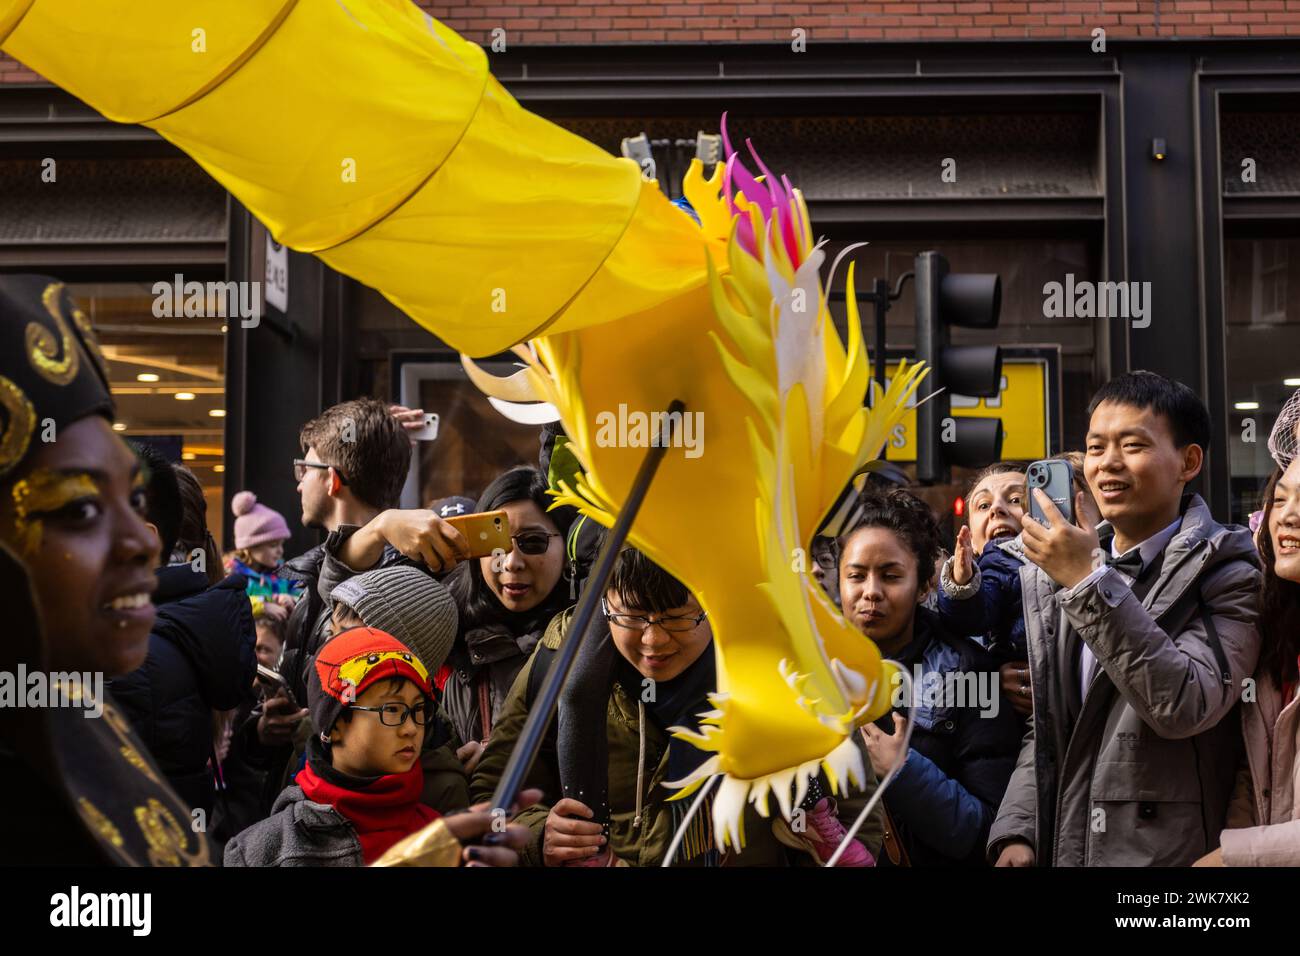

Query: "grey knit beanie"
<box><xmin>330</xmin><ymin>566</ymin><xmax>458</xmax><ymax>673</ymax></box>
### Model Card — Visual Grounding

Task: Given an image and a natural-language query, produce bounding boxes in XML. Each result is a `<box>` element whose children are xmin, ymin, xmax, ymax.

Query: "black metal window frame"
<box><xmin>1196</xmin><ymin>65</ymin><xmax>1300</xmax><ymax>516</ymax></box>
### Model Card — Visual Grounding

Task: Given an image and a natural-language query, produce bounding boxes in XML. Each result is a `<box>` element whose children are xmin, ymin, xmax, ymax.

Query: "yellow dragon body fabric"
<box><xmin>1</xmin><ymin>0</ymin><xmax>925</xmax><ymax>850</ymax></box>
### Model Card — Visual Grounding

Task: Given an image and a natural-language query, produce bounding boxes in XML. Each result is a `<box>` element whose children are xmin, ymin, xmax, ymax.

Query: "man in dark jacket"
<box><xmin>241</xmin><ymin>399</ymin><xmax>467</xmax><ymax>812</ymax></box>
<box><xmin>278</xmin><ymin>398</ymin><xmax>416</xmax><ymax>702</ymax></box>
<box><xmin>111</xmin><ymin>447</ymin><xmax>256</xmax><ymax>822</ymax></box>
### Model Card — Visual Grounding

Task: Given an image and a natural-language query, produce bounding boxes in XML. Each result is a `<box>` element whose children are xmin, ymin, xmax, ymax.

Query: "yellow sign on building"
<box><xmin>879</xmin><ymin>358</ymin><xmax>1051</xmax><ymax>462</ymax></box>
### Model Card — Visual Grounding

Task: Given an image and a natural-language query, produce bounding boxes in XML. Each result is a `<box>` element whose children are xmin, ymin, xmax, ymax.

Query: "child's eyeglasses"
<box><xmin>512</xmin><ymin>531</ymin><xmax>561</xmax><ymax>555</ymax></box>
<box><xmin>349</xmin><ymin>701</ymin><xmax>433</xmax><ymax>727</ymax></box>
<box><xmin>601</xmin><ymin>597</ymin><xmax>708</xmax><ymax>633</ymax></box>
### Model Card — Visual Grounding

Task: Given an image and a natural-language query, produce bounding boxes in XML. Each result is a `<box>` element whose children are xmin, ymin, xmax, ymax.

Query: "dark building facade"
<box><xmin>4</xmin><ymin>27</ymin><xmax>1300</xmax><ymax>546</ymax></box>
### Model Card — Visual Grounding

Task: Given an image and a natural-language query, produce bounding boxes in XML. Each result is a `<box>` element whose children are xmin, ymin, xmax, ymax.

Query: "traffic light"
<box><xmin>914</xmin><ymin>251</ymin><xmax>1004</xmax><ymax>485</ymax></box>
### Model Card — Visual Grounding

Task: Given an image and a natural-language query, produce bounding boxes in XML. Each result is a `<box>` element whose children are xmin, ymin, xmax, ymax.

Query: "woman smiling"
<box><xmin>0</xmin><ymin>274</ymin><xmax>210</xmax><ymax>866</ymax></box>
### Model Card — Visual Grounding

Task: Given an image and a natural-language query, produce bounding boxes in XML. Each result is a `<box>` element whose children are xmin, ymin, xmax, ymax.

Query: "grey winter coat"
<box><xmin>223</xmin><ymin>784</ymin><xmax>363</xmax><ymax>867</ymax></box>
<box><xmin>987</xmin><ymin>495</ymin><xmax>1261</xmax><ymax>866</ymax></box>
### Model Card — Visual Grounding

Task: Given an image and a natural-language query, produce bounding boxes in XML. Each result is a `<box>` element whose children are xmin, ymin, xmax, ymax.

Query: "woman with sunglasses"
<box><xmin>441</xmin><ymin>467</ymin><xmax>577</xmax><ymax>772</ymax></box>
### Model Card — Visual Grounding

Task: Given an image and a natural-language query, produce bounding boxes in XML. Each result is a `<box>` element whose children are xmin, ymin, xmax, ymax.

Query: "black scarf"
<box><xmin>613</xmin><ymin>644</ymin><xmax>717</xmax><ymax>782</ymax></box>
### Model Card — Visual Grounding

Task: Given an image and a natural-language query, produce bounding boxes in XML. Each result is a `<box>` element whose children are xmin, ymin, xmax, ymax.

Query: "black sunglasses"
<box><xmin>512</xmin><ymin>531</ymin><xmax>561</xmax><ymax>555</ymax></box>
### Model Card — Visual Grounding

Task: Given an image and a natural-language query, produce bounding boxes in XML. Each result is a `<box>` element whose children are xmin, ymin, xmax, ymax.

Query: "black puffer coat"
<box><xmin>111</xmin><ymin>566</ymin><xmax>256</xmax><ymax>819</ymax></box>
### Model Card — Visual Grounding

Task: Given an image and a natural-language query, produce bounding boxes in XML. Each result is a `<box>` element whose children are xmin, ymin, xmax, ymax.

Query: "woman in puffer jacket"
<box><xmin>111</xmin><ymin>454</ymin><xmax>257</xmax><ymax>822</ymax></box>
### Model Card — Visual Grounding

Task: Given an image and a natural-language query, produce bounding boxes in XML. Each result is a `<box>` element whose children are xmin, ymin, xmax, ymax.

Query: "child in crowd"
<box><xmin>328</xmin><ymin>565</ymin><xmax>467</xmax><ymax>814</ymax></box>
<box><xmin>258</xmin><ymin>562</ymin><xmax>465</xmax><ymax>811</ymax></box>
<box><xmin>937</xmin><ymin>462</ymin><xmax>1029</xmax><ymax>661</ymax></box>
<box><xmin>224</xmin><ymin>626</ymin><xmax>533</xmax><ymax>867</ymax></box>
<box><xmin>938</xmin><ymin>456</ymin><xmax>1100</xmax><ymax>716</ymax></box>
<box><xmin>255</xmin><ymin>613</ymin><xmax>285</xmax><ymax>673</ymax></box>
<box><xmin>226</xmin><ymin>490</ymin><xmax>303</xmax><ymax>607</ymax></box>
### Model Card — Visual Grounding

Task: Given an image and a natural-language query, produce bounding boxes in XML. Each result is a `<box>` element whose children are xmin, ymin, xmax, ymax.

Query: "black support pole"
<box><xmin>489</xmin><ymin>399</ymin><xmax>686</xmax><ymax>819</ymax></box>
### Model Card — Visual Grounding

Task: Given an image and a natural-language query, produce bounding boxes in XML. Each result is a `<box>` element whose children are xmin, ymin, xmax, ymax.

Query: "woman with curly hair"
<box><xmin>840</xmin><ymin>488</ymin><xmax>1023</xmax><ymax>866</ymax></box>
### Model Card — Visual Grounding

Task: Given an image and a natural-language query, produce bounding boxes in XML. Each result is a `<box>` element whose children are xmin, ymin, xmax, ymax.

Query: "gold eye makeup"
<box><xmin>6</xmin><ymin>468</ymin><xmax>101</xmax><ymax>557</ymax></box>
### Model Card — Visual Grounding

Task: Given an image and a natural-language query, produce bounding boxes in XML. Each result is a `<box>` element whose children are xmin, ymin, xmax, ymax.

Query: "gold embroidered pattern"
<box><xmin>77</xmin><ymin>797</ymin><xmax>124</xmax><ymax>848</ymax></box>
<box><xmin>26</xmin><ymin>282</ymin><xmax>80</xmax><ymax>385</ymax></box>
<box><xmin>134</xmin><ymin>798</ymin><xmax>209</xmax><ymax>867</ymax></box>
<box><xmin>102</xmin><ymin>703</ymin><xmax>162</xmax><ymax>786</ymax></box>
<box><xmin>70</xmin><ymin>302</ymin><xmax>109</xmax><ymax>383</ymax></box>
<box><xmin>0</xmin><ymin>375</ymin><xmax>36</xmax><ymax>478</ymax></box>
<box><xmin>98</xmin><ymin>705</ymin><xmax>212</xmax><ymax>866</ymax></box>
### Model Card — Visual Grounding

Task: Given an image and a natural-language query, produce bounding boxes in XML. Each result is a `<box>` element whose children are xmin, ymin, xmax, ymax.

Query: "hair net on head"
<box><xmin>1268</xmin><ymin>388</ymin><xmax>1300</xmax><ymax>470</ymax></box>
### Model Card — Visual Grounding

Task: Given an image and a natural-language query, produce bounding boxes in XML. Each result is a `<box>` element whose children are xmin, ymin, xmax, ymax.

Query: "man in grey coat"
<box><xmin>989</xmin><ymin>372</ymin><xmax>1261</xmax><ymax>867</ymax></box>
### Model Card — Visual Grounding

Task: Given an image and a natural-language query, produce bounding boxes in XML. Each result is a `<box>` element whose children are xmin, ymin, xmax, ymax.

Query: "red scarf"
<box><xmin>296</xmin><ymin>760</ymin><xmax>440</xmax><ymax>864</ymax></box>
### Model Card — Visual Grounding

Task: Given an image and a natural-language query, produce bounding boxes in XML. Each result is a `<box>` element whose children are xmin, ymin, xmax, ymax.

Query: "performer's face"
<box><xmin>0</xmin><ymin>416</ymin><xmax>159</xmax><ymax>676</ymax></box>
<box><xmin>838</xmin><ymin>526</ymin><xmax>926</xmax><ymax>650</ymax></box>
<box><xmin>606</xmin><ymin>592</ymin><xmax>713</xmax><ymax>683</ymax></box>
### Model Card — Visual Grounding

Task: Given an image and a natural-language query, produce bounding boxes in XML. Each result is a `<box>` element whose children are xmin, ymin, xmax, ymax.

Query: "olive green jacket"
<box><xmin>471</xmin><ymin>609</ymin><xmax>884</xmax><ymax>867</ymax></box>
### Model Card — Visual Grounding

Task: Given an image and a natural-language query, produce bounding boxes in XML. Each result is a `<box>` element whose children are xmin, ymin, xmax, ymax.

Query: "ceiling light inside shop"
<box><xmin>209</xmin><ymin>409</ymin><xmax>226</xmax><ymax>418</ymax></box>
<box><xmin>182</xmin><ymin>452</ymin><xmax>196</xmax><ymax>461</ymax></box>
<box><xmin>174</xmin><ymin>392</ymin><xmax>196</xmax><ymax>401</ymax></box>
<box><xmin>112</xmin><ymin>423</ymin><xmax>126</xmax><ymax>432</ymax></box>
<box><xmin>1234</xmin><ymin>401</ymin><xmax>1260</xmax><ymax>411</ymax></box>
<box><xmin>1285</xmin><ymin>378</ymin><xmax>1300</xmax><ymax>387</ymax></box>
<box><xmin>136</xmin><ymin>372</ymin><xmax>160</xmax><ymax>383</ymax></box>
<box><xmin>214</xmin><ymin>464</ymin><xmax>225</xmax><ymax>473</ymax></box>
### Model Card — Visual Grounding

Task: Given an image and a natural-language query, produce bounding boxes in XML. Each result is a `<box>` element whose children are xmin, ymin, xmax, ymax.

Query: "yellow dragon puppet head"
<box><xmin>477</xmin><ymin>120</ymin><xmax>927</xmax><ymax>848</ymax></box>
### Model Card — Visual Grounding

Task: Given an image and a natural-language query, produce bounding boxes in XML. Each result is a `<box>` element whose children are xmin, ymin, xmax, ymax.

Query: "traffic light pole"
<box><xmin>839</xmin><ymin>273</ymin><xmax>913</xmax><ymax>460</ymax></box>
<box><xmin>913</xmin><ymin>250</ymin><xmax>1004</xmax><ymax>485</ymax></box>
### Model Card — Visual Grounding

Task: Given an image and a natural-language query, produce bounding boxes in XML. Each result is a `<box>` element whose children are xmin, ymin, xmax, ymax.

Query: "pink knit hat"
<box><xmin>232</xmin><ymin>491</ymin><xmax>292</xmax><ymax>550</ymax></box>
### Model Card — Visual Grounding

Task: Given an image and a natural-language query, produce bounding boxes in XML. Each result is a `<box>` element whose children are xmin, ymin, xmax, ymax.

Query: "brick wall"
<box><xmin>3</xmin><ymin>0</ymin><xmax>1299</xmax><ymax>82</ymax></box>
<box><xmin>418</xmin><ymin>0</ymin><xmax>1300</xmax><ymax>44</ymax></box>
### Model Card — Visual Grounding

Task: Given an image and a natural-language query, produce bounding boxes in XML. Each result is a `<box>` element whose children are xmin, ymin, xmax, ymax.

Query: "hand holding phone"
<box><xmin>409</xmin><ymin>412</ymin><xmax>439</xmax><ymax>442</ymax></box>
<box><xmin>255</xmin><ymin>664</ymin><xmax>296</xmax><ymax>707</ymax></box>
<box><xmin>442</xmin><ymin>509</ymin><xmax>512</xmax><ymax>560</ymax></box>
<box><xmin>1026</xmin><ymin>459</ymin><xmax>1075</xmax><ymax>528</ymax></box>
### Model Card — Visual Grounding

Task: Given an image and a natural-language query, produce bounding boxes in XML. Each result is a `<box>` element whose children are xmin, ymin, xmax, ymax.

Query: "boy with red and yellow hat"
<box><xmin>225</xmin><ymin>626</ymin><xmax>533</xmax><ymax>867</ymax></box>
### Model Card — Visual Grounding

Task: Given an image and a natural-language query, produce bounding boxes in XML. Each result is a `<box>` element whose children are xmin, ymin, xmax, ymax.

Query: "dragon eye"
<box><xmin>366</xmin><ymin>653</ymin><xmax>379</xmax><ymax>664</ymax></box>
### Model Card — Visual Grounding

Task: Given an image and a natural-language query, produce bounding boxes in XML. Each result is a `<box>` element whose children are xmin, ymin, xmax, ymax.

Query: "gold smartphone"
<box><xmin>442</xmin><ymin>508</ymin><xmax>512</xmax><ymax>558</ymax></box>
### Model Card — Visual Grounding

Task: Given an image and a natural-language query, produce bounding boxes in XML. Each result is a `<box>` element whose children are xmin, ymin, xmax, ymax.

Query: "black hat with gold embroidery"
<box><xmin>0</xmin><ymin>274</ymin><xmax>113</xmax><ymax>480</ymax></box>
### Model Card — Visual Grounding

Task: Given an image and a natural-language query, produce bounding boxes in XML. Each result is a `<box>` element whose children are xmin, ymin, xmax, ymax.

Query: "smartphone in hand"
<box><xmin>1026</xmin><ymin>458</ymin><xmax>1075</xmax><ymax>527</ymax></box>
<box><xmin>409</xmin><ymin>412</ymin><xmax>439</xmax><ymax>442</ymax></box>
<box><xmin>442</xmin><ymin>509</ymin><xmax>512</xmax><ymax>559</ymax></box>
<box><xmin>255</xmin><ymin>664</ymin><xmax>297</xmax><ymax>707</ymax></box>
